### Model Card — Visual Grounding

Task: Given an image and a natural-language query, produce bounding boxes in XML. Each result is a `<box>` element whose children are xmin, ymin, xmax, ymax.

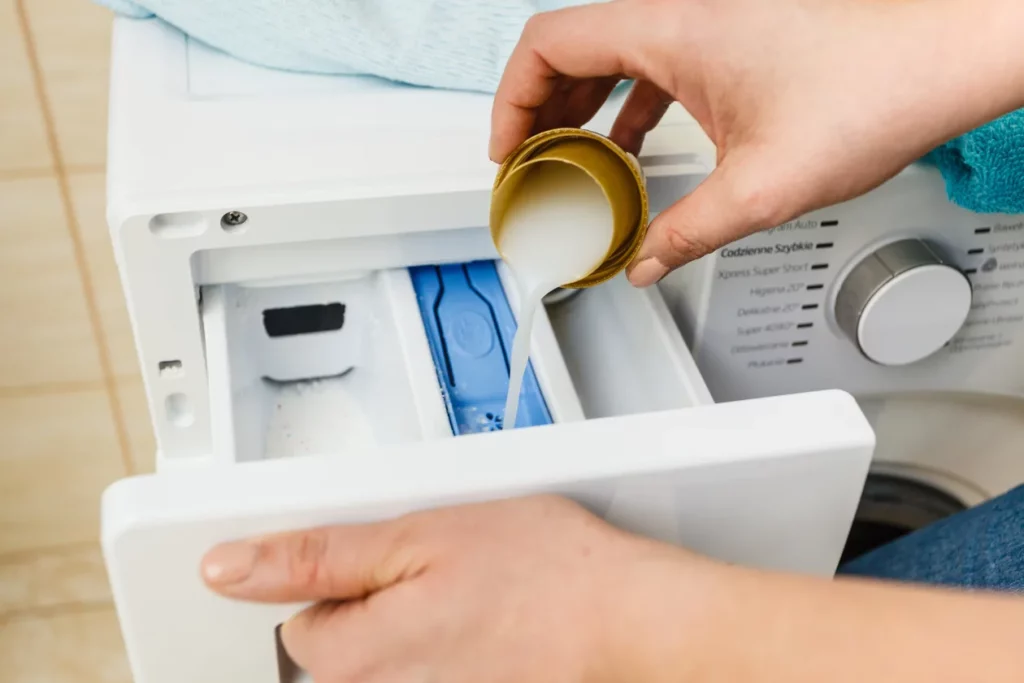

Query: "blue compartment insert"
<box><xmin>409</xmin><ymin>261</ymin><xmax>553</xmax><ymax>434</ymax></box>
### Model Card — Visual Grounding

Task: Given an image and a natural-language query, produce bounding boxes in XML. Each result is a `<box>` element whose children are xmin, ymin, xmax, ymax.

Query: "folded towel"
<box><xmin>924</xmin><ymin>110</ymin><xmax>1024</xmax><ymax>215</ymax></box>
<box><xmin>96</xmin><ymin>0</ymin><xmax>1023</xmax><ymax>215</ymax></box>
<box><xmin>94</xmin><ymin>0</ymin><xmax>590</xmax><ymax>94</ymax></box>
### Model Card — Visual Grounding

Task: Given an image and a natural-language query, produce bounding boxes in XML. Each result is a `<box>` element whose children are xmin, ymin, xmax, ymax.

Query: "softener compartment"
<box><xmin>409</xmin><ymin>262</ymin><xmax>556</xmax><ymax>433</ymax></box>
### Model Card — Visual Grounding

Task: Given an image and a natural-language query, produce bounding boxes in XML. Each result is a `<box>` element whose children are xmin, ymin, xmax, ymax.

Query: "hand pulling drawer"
<box><xmin>107</xmin><ymin>259</ymin><xmax>874</xmax><ymax>683</ymax></box>
<box><xmin>104</xmin><ymin>390</ymin><xmax>874</xmax><ymax>683</ymax></box>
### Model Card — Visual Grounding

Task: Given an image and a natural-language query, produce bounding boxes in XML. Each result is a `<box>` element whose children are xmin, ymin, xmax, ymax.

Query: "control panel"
<box><xmin>660</xmin><ymin>165</ymin><xmax>1024</xmax><ymax>402</ymax></box>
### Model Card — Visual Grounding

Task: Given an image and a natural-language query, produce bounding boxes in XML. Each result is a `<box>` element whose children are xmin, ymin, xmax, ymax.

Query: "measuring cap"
<box><xmin>490</xmin><ymin>128</ymin><xmax>649</xmax><ymax>289</ymax></box>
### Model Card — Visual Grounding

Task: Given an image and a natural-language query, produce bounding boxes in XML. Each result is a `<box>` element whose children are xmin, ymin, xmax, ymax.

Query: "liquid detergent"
<box><xmin>491</xmin><ymin>128</ymin><xmax>649</xmax><ymax>430</ymax></box>
<box><xmin>499</xmin><ymin>163</ymin><xmax>615</xmax><ymax>428</ymax></box>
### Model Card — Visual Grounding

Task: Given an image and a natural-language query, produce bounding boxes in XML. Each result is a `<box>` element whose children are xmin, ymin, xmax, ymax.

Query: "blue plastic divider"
<box><xmin>409</xmin><ymin>261</ymin><xmax>552</xmax><ymax>434</ymax></box>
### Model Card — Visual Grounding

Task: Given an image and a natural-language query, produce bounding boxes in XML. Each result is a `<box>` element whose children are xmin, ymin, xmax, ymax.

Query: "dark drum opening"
<box><xmin>840</xmin><ymin>473</ymin><xmax>967</xmax><ymax>565</ymax></box>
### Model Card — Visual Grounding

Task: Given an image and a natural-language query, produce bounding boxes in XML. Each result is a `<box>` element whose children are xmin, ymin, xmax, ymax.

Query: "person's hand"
<box><xmin>199</xmin><ymin>494</ymin><xmax>1024</xmax><ymax>683</ymax></box>
<box><xmin>489</xmin><ymin>0</ymin><xmax>1022</xmax><ymax>287</ymax></box>
<box><xmin>200</xmin><ymin>496</ymin><xmax>716</xmax><ymax>683</ymax></box>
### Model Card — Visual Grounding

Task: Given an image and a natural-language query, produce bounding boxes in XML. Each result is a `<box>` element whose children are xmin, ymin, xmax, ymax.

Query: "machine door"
<box><xmin>103</xmin><ymin>390</ymin><xmax>873</xmax><ymax>683</ymax></box>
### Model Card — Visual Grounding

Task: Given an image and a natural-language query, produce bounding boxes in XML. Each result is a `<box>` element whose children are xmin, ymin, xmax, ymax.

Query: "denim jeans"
<box><xmin>839</xmin><ymin>484</ymin><xmax>1024</xmax><ymax>591</ymax></box>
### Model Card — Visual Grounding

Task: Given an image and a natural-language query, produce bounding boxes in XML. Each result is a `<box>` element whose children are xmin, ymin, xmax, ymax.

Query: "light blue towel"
<box><xmin>96</xmin><ymin>0</ymin><xmax>1024</xmax><ymax>215</ymax></box>
<box><xmin>94</xmin><ymin>0</ymin><xmax>586</xmax><ymax>93</ymax></box>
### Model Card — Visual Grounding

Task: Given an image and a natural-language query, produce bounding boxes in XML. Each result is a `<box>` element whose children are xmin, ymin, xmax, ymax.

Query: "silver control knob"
<box><xmin>835</xmin><ymin>239</ymin><xmax>971</xmax><ymax>366</ymax></box>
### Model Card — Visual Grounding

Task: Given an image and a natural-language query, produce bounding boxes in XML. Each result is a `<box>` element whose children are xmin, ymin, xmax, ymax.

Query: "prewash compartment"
<box><xmin>202</xmin><ymin>271</ymin><xmax>446</xmax><ymax>463</ymax></box>
<box><xmin>201</xmin><ymin>261</ymin><xmax>712</xmax><ymax>464</ymax></box>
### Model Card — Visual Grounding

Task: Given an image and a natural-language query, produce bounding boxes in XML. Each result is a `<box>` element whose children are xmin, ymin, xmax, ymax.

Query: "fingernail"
<box><xmin>626</xmin><ymin>257</ymin><xmax>669</xmax><ymax>287</ymax></box>
<box><xmin>202</xmin><ymin>542</ymin><xmax>259</xmax><ymax>585</ymax></box>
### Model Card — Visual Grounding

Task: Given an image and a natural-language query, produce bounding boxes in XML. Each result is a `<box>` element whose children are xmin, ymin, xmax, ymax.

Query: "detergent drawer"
<box><xmin>101</xmin><ymin>261</ymin><xmax>874</xmax><ymax>683</ymax></box>
<box><xmin>103</xmin><ymin>391</ymin><xmax>874</xmax><ymax>683</ymax></box>
<box><xmin>194</xmin><ymin>262</ymin><xmax>714</xmax><ymax>466</ymax></box>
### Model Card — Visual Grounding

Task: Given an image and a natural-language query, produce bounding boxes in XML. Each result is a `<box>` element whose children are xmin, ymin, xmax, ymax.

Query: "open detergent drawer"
<box><xmin>103</xmin><ymin>260</ymin><xmax>874</xmax><ymax>683</ymax></box>
<box><xmin>101</xmin><ymin>17</ymin><xmax>875</xmax><ymax>683</ymax></box>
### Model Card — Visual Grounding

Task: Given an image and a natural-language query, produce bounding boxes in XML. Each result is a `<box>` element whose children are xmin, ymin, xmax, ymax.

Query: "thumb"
<box><xmin>200</xmin><ymin>519</ymin><xmax>425</xmax><ymax>603</ymax></box>
<box><xmin>626</xmin><ymin>156</ymin><xmax>787</xmax><ymax>287</ymax></box>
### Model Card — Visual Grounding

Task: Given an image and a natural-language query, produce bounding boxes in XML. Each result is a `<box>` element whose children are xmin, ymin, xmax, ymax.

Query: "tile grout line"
<box><xmin>1</xmin><ymin>601</ymin><xmax>114</xmax><ymax>624</ymax></box>
<box><xmin>0</xmin><ymin>379</ymin><xmax>109</xmax><ymax>398</ymax></box>
<box><xmin>0</xmin><ymin>165</ymin><xmax>104</xmax><ymax>182</ymax></box>
<box><xmin>15</xmin><ymin>0</ymin><xmax>135</xmax><ymax>477</ymax></box>
<box><xmin>0</xmin><ymin>541</ymin><xmax>101</xmax><ymax>566</ymax></box>
<box><xmin>67</xmin><ymin>163</ymin><xmax>107</xmax><ymax>174</ymax></box>
<box><xmin>0</xmin><ymin>167</ymin><xmax>55</xmax><ymax>182</ymax></box>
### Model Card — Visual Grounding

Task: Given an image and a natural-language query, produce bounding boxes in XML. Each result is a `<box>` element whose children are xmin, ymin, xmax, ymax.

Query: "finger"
<box><xmin>280</xmin><ymin>600</ymin><xmax>391</xmax><ymax>678</ymax></box>
<box><xmin>626</xmin><ymin>155</ymin><xmax>790</xmax><ymax>287</ymax></box>
<box><xmin>281</xmin><ymin>584</ymin><xmax>424</xmax><ymax>680</ymax></box>
<box><xmin>201</xmin><ymin>519</ymin><xmax>426</xmax><ymax>603</ymax></box>
<box><xmin>279</xmin><ymin>601</ymin><xmax>340</xmax><ymax>674</ymax></box>
<box><xmin>489</xmin><ymin>2</ymin><xmax>646</xmax><ymax>162</ymax></box>
<box><xmin>609</xmin><ymin>80</ymin><xmax>674</xmax><ymax>155</ymax></box>
<box><xmin>560</xmin><ymin>76</ymin><xmax>623</xmax><ymax>130</ymax></box>
<box><xmin>531</xmin><ymin>76</ymin><xmax>577</xmax><ymax>134</ymax></box>
<box><xmin>532</xmin><ymin>77</ymin><xmax>622</xmax><ymax>137</ymax></box>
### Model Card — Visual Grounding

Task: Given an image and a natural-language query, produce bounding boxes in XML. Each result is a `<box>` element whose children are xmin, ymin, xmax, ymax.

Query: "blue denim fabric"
<box><xmin>839</xmin><ymin>485</ymin><xmax>1024</xmax><ymax>592</ymax></box>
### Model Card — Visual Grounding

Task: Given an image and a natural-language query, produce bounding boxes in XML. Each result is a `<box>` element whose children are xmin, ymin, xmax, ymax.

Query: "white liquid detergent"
<box><xmin>498</xmin><ymin>162</ymin><xmax>614</xmax><ymax>429</ymax></box>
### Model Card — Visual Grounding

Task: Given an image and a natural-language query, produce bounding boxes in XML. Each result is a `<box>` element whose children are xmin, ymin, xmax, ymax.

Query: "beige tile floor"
<box><xmin>0</xmin><ymin>0</ymin><xmax>153</xmax><ymax>679</ymax></box>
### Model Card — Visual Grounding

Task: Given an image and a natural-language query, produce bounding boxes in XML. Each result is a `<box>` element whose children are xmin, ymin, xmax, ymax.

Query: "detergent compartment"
<box><xmin>198</xmin><ymin>254</ymin><xmax>712</xmax><ymax>465</ymax></box>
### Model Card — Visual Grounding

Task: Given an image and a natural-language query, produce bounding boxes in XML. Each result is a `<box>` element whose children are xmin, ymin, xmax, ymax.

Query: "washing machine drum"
<box><xmin>842</xmin><ymin>392</ymin><xmax>1024</xmax><ymax>562</ymax></box>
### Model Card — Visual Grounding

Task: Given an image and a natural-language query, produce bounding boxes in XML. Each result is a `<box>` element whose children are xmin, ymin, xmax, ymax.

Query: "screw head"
<box><xmin>221</xmin><ymin>211</ymin><xmax>248</xmax><ymax>229</ymax></box>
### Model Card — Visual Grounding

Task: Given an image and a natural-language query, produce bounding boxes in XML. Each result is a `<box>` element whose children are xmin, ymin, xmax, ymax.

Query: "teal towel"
<box><xmin>924</xmin><ymin>110</ymin><xmax>1024</xmax><ymax>214</ymax></box>
<box><xmin>96</xmin><ymin>0</ymin><xmax>1024</xmax><ymax>215</ymax></box>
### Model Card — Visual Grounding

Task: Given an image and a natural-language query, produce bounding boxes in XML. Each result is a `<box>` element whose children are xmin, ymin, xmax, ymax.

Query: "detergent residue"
<box><xmin>265</xmin><ymin>376</ymin><xmax>375</xmax><ymax>457</ymax></box>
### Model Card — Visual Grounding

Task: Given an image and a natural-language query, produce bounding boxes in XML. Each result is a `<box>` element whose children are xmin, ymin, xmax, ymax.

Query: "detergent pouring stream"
<box><xmin>490</xmin><ymin>129</ymin><xmax>649</xmax><ymax>430</ymax></box>
<box><xmin>498</xmin><ymin>163</ymin><xmax>615</xmax><ymax>429</ymax></box>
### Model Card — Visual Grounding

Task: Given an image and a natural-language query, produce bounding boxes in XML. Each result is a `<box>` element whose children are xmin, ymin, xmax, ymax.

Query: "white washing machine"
<box><xmin>97</xmin><ymin>14</ymin><xmax>1017</xmax><ymax>683</ymax></box>
<box><xmin>659</xmin><ymin>168</ymin><xmax>1024</xmax><ymax>562</ymax></box>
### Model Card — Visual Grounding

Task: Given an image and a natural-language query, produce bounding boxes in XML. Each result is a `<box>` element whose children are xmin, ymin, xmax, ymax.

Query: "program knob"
<box><xmin>835</xmin><ymin>239</ymin><xmax>971</xmax><ymax>366</ymax></box>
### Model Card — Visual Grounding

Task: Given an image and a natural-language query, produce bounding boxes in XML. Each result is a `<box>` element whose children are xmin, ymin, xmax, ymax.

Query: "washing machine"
<box><xmin>98</xmin><ymin>17</ymin><xmax>881</xmax><ymax>683</ymax></box>
<box><xmin>658</xmin><ymin>170</ymin><xmax>1024</xmax><ymax>563</ymax></box>
<box><xmin>94</xmin><ymin>13</ymin><xmax>1024</xmax><ymax>683</ymax></box>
